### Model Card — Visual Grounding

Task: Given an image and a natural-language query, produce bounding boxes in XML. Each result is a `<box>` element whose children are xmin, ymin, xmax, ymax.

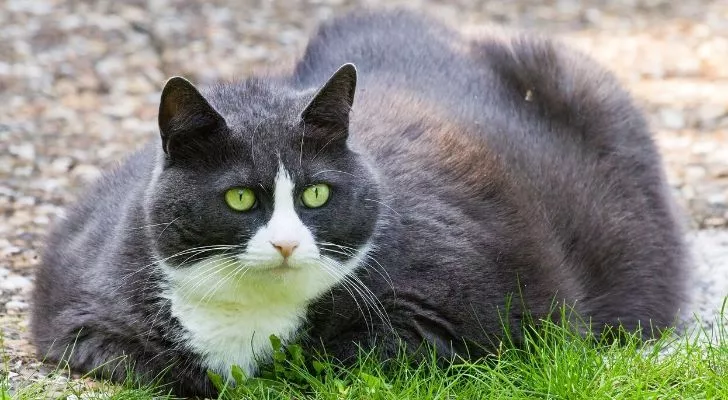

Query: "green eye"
<box><xmin>225</xmin><ymin>187</ymin><xmax>256</xmax><ymax>211</ymax></box>
<box><xmin>301</xmin><ymin>183</ymin><xmax>330</xmax><ymax>208</ymax></box>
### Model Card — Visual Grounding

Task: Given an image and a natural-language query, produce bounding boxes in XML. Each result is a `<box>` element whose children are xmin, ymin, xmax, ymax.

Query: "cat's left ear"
<box><xmin>158</xmin><ymin>76</ymin><xmax>226</xmax><ymax>158</ymax></box>
<box><xmin>301</xmin><ymin>63</ymin><xmax>357</xmax><ymax>136</ymax></box>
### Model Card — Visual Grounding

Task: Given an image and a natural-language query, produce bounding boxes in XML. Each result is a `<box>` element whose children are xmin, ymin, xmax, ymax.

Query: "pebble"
<box><xmin>712</xmin><ymin>165</ymin><xmax>728</xmax><ymax>179</ymax></box>
<box><xmin>682</xmin><ymin>185</ymin><xmax>697</xmax><ymax>200</ymax></box>
<box><xmin>70</xmin><ymin>164</ymin><xmax>103</xmax><ymax>183</ymax></box>
<box><xmin>1</xmin><ymin>246</ymin><xmax>22</xmax><ymax>257</ymax></box>
<box><xmin>50</xmin><ymin>157</ymin><xmax>74</xmax><ymax>173</ymax></box>
<box><xmin>659</xmin><ymin>108</ymin><xmax>686</xmax><ymax>130</ymax></box>
<box><xmin>704</xmin><ymin>217</ymin><xmax>727</xmax><ymax>228</ymax></box>
<box><xmin>698</xmin><ymin>104</ymin><xmax>728</xmax><ymax>129</ymax></box>
<box><xmin>8</xmin><ymin>143</ymin><xmax>36</xmax><ymax>160</ymax></box>
<box><xmin>684</xmin><ymin>165</ymin><xmax>707</xmax><ymax>181</ymax></box>
<box><xmin>707</xmin><ymin>193</ymin><xmax>727</xmax><ymax>206</ymax></box>
<box><xmin>68</xmin><ymin>391</ymin><xmax>116</xmax><ymax>400</ymax></box>
<box><xmin>5</xmin><ymin>300</ymin><xmax>29</xmax><ymax>312</ymax></box>
<box><xmin>0</xmin><ymin>275</ymin><xmax>32</xmax><ymax>292</ymax></box>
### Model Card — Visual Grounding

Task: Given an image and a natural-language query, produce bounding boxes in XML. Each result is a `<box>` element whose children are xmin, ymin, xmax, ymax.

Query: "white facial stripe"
<box><xmin>274</xmin><ymin>167</ymin><xmax>296</xmax><ymax>212</ymax></box>
<box><xmin>267</xmin><ymin>166</ymin><xmax>305</xmax><ymax>245</ymax></box>
<box><xmin>241</xmin><ymin>164</ymin><xmax>318</xmax><ymax>266</ymax></box>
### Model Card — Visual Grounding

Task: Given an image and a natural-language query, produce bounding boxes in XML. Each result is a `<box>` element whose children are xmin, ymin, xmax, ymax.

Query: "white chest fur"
<box><xmin>163</xmin><ymin>269</ymin><xmax>312</xmax><ymax>377</ymax></box>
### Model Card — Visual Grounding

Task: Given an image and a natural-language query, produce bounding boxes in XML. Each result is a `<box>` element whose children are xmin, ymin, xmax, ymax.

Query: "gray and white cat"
<box><xmin>31</xmin><ymin>10</ymin><xmax>687</xmax><ymax>398</ymax></box>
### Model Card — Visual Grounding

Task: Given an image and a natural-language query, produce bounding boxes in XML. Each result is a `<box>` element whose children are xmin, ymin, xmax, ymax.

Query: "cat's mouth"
<box><xmin>250</xmin><ymin>260</ymin><xmax>298</xmax><ymax>275</ymax></box>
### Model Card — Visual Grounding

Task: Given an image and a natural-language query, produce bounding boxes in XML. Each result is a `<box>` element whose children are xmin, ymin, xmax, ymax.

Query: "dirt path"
<box><xmin>2</xmin><ymin>0</ymin><xmax>727</xmax><ymax>391</ymax></box>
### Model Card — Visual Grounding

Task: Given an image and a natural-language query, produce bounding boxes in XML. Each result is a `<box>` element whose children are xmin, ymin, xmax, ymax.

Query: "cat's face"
<box><xmin>145</xmin><ymin>65</ymin><xmax>380</xmax><ymax>303</ymax></box>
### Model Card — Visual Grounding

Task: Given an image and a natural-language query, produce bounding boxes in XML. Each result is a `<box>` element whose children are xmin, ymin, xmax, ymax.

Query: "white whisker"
<box><xmin>364</xmin><ymin>198</ymin><xmax>402</xmax><ymax>217</ymax></box>
<box><xmin>311</xmin><ymin>169</ymin><xmax>358</xmax><ymax>178</ymax></box>
<box><xmin>319</xmin><ymin>256</ymin><xmax>394</xmax><ymax>334</ymax></box>
<box><xmin>318</xmin><ymin>242</ymin><xmax>394</xmax><ymax>292</ymax></box>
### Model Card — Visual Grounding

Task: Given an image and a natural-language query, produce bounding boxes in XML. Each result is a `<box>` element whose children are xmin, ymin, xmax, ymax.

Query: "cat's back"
<box><xmin>293</xmin><ymin>10</ymin><xmax>483</xmax><ymax>108</ymax></box>
<box><xmin>296</xmin><ymin>10</ymin><xmax>671</xmax><ymax>215</ymax></box>
<box><xmin>296</xmin><ymin>9</ymin><xmax>687</xmax><ymax>330</ymax></box>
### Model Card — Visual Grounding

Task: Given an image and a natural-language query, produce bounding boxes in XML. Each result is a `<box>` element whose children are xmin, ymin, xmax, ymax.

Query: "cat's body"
<box><xmin>32</xmin><ymin>10</ymin><xmax>687</xmax><ymax>398</ymax></box>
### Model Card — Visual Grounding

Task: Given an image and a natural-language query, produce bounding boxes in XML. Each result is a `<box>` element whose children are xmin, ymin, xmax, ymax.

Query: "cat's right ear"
<box><xmin>301</xmin><ymin>63</ymin><xmax>357</xmax><ymax>136</ymax></box>
<box><xmin>158</xmin><ymin>77</ymin><xmax>226</xmax><ymax>158</ymax></box>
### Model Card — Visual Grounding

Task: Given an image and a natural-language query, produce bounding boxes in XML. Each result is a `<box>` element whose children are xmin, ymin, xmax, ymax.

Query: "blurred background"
<box><xmin>1</xmin><ymin>0</ymin><xmax>727</xmax><ymax>390</ymax></box>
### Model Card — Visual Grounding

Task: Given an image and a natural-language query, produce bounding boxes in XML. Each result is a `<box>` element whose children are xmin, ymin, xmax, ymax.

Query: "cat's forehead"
<box><xmin>192</xmin><ymin>80</ymin><xmax>329</xmax><ymax>180</ymax></box>
<box><xmin>202</xmin><ymin>80</ymin><xmax>314</xmax><ymax>129</ymax></box>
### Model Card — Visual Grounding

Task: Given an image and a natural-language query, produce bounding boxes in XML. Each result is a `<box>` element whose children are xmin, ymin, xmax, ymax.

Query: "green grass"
<box><xmin>4</xmin><ymin>307</ymin><xmax>728</xmax><ymax>400</ymax></box>
<box><xmin>1</xmin><ymin>333</ymin><xmax>10</xmax><ymax>400</ymax></box>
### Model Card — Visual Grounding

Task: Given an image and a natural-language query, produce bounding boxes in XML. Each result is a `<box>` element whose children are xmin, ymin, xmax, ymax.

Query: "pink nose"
<box><xmin>271</xmin><ymin>240</ymin><xmax>299</xmax><ymax>258</ymax></box>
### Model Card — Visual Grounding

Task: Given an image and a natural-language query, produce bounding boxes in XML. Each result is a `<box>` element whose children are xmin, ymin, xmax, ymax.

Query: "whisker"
<box><xmin>115</xmin><ymin>247</ymin><xmax>243</xmax><ymax>301</ymax></box>
<box><xmin>319</xmin><ymin>256</ymin><xmax>394</xmax><ymax>333</ymax></box>
<box><xmin>198</xmin><ymin>260</ymin><xmax>247</xmax><ymax>306</ymax></box>
<box><xmin>312</xmin><ymin>135</ymin><xmax>341</xmax><ymax>161</ymax></box>
<box><xmin>320</xmin><ymin>253</ymin><xmax>393</xmax><ymax>328</ymax></box>
<box><xmin>182</xmin><ymin>258</ymin><xmax>241</xmax><ymax>311</ymax></box>
<box><xmin>318</xmin><ymin>243</ymin><xmax>395</xmax><ymax>291</ymax></box>
<box><xmin>154</xmin><ymin>217</ymin><xmax>182</xmax><ymax>242</ymax></box>
<box><xmin>123</xmin><ymin>219</ymin><xmax>180</xmax><ymax>231</ymax></box>
<box><xmin>300</xmin><ymin>120</ymin><xmax>306</xmax><ymax>168</ymax></box>
<box><xmin>113</xmin><ymin>245</ymin><xmax>242</xmax><ymax>293</ymax></box>
<box><xmin>363</xmin><ymin>198</ymin><xmax>402</xmax><ymax>218</ymax></box>
<box><xmin>316</xmin><ymin>260</ymin><xmax>374</xmax><ymax>334</ymax></box>
<box><xmin>182</xmin><ymin>255</ymin><xmax>242</xmax><ymax>294</ymax></box>
<box><xmin>170</xmin><ymin>246</ymin><xmax>241</xmax><ymax>271</ymax></box>
<box><xmin>310</xmin><ymin>169</ymin><xmax>358</xmax><ymax>178</ymax></box>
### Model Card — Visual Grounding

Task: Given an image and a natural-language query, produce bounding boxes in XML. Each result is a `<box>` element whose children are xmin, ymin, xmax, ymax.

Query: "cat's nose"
<box><xmin>271</xmin><ymin>240</ymin><xmax>299</xmax><ymax>258</ymax></box>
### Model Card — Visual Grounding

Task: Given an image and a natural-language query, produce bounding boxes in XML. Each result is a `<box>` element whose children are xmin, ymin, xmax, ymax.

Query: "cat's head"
<box><xmin>145</xmin><ymin>64</ymin><xmax>381</xmax><ymax>304</ymax></box>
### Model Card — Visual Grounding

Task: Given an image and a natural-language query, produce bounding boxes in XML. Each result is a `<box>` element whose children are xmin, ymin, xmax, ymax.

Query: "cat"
<box><xmin>31</xmin><ymin>9</ymin><xmax>688</xmax><ymax>398</ymax></box>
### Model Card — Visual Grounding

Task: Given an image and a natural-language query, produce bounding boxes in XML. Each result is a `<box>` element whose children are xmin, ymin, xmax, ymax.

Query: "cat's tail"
<box><xmin>468</xmin><ymin>30</ymin><xmax>651</xmax><ymax>150</ymax></box>
<box><xmin>468</xmin><ymin>30</ymin><xmax>690</xmax><ymax>331</ymax></box>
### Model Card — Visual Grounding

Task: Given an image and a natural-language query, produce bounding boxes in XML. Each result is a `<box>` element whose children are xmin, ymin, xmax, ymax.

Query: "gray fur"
<box><xmin>31</xmin><ymin>9</ymin><xmax>687</xmax><ymax>398</ymax></box>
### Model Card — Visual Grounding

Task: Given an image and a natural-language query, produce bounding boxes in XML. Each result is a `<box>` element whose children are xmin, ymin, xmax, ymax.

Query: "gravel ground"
<box><xmin>2</xmin><ymin>0</ymin><xmax>728</xmax><ymax>392</ymax></box>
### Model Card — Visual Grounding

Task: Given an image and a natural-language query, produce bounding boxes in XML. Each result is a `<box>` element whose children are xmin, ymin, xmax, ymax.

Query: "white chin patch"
<box><xmin>161</xmin><ymin>164</ymin><xmax>368</xmax><ymax>381</ymax></box>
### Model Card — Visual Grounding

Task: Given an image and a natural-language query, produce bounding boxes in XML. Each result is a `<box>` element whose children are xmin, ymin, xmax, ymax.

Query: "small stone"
<box><xmin>659</xmin><ymin>108</ymin><xmax>686</xmax><ymax>130</ymax></box>
<box><xmin>684</xmin><ymin>165</ymin><xmax>707</xmax><ymax>181</ymax></box>
<box><xmin>101</xmin><ymin>98</ymin><xmax>137</xmax><ymax>118</ymax></box>
<box><xmin>67</xmin><ymin>391</ymin><xmax>113</xmax><ymax>400</ymax></box>
<box><xmin>1</xmin><ymin>245</ymin><xmax>22</xmax><ymax>257</ymax></box>
<box><xmin>8</xmin><ymin>142</ymin><xmax>36</xmax><ymax>160</ymax></box>
<box><xmin>70</xmin><ymin>164</ymin><xmax>102</xmax><ymax>183</ymax></box>
<box><xmin>50</xmin><ymin>157</ymin><xmax>74</xmax><ymax>173</ymax></box>
<box><xmin>681</xmin><ymin>185</ymin><xmax>696</xmax><ymax>200</ymax></box>
<box><xmin>33</xmin><ymin>215</ymin><xmax>51</xmax><ymax>225</ymax></box>
<box><xmin>5</xmin><ymin>300</ymin><xmax>29</xmax><ymax>312</ymax></box>
<box><xmin>703</xmin><ymin>217</ymin><xmax>726</xmax><ymax>228</ymax></box>
<box><xmin>672</xmin><ymin>57</ymin><xmax>702</xmax><ymax>77</ymax></box>
<box><xmin>582</xmin><ymin>8</ymin><xmax>601</xmax><ymax>24</ymax></box>
<box><xmin>17</xmin><ymin>196</ymin><xmax>36</xmax><ymax>206</ymax></box>
<box><xmin>707</xmin><ymin>193</ymin><xmax>727</xmax><ymax>206</ymax></box>
<box><xmin>711</xmin><ymin>165</ymin><xmax>728</xmax><ymax>179</ymax></box>
<box><xmin>698</xmin><ymin>104</ymin><xmax>728</xmax><ymax>129</ymax></box>
<box><xmin>692</xmin><ymin>141</ymin><xmax>716</xmax><ymax>155</ymax></box>
<box><xmin>0</xmin><ymin>275</ymin><xmax>32</xmax><ymax>292</ymax></box>
<box><xmin>665</xmin><ymin>170</ymin><xmax>682</xmax><ymax>187</ymax></box>
<box><xmin>125</xmin><ymin>76</ymin><xmax>155</xmax><ymax>94</ymax></box>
